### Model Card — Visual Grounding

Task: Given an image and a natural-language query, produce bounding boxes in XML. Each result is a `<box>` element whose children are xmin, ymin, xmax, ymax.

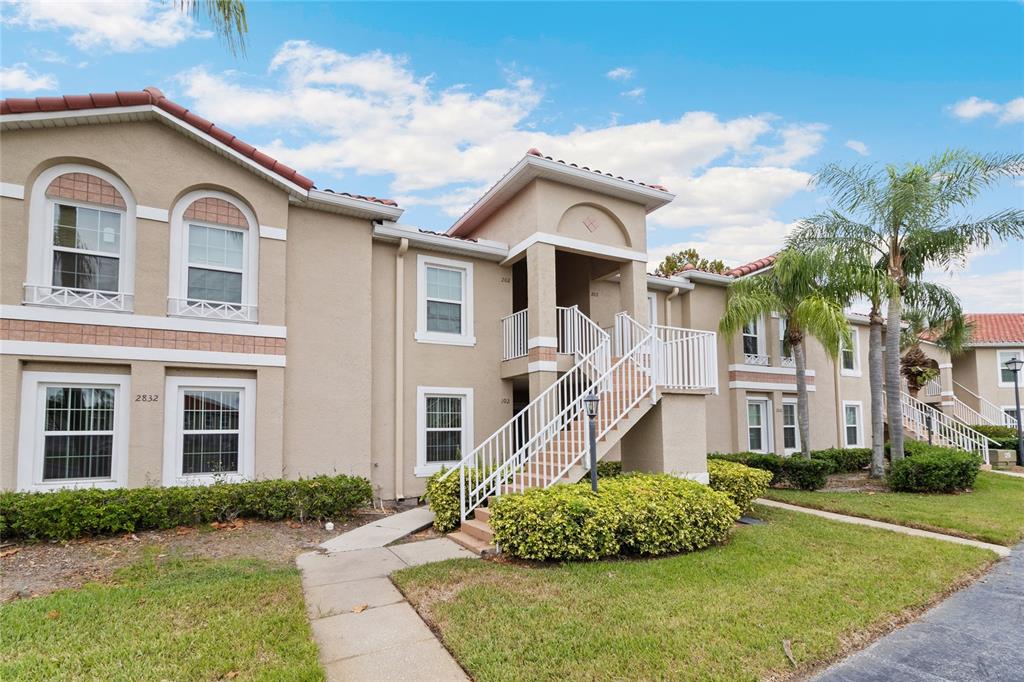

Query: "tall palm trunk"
<box><xmin>793</xmin><ymin>336</ymin><xmax>812</xmax><ymax>459</ymax></box>
<box><xmin>885</xmin><ymin>290</ymin><xmax>905</xmax><ymax>461</ymax></box>
<box><xmin>868</xmin><ymin>308</ymin><xmax>885</xmax><ymax>478</ymax></box>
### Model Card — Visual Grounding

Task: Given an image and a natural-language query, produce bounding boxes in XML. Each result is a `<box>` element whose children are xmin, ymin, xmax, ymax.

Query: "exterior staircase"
<box><xmin>894</xmin><ymin>390</ymin><xmax>997</xmax><ymax>464</ymax></box>
<box><xmin>445</xmin><ymin>310</ymin><xmax>717</xmax><ymax>555</ymax></box>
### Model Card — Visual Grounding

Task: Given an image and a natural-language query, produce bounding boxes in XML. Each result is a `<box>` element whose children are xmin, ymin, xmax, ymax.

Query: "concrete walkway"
<box><xmin>988</xmin><ymin>468</ymin><xmax>1024</xmax><ymax>479</ymax></box>
<box><xmin>756</xmin><ymin>499</ymin><xmax>1011</xmax><ymax>557</ymax></box>
<box><xmin>298</xmin><ymin>507</ymin><xmax>478</xmax><ymax>681</ymax></box>
<box><xmin>814</xmin><ymin>541</ymin><xmax>1024</xmax><ymax>681</ymax></box>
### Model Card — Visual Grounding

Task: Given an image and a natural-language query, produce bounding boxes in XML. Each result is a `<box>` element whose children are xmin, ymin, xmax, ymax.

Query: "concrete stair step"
<box><xmin>460</xmin><ymin>518</ymin><xmax>494</xmax><ymax>543</ymax></box>
<box><xmin>448</xmin><ymin>530</ymin><xmax>496</xmax><ymax>556</ymax></box>
<box><xmin>474</xmin><ymin>506</ymin><xmax>491</xmax><ymax>523</ymax></box>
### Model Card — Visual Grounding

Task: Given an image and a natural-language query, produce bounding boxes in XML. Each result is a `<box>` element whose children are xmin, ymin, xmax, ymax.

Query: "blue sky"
<box><xmin>2</xmin><ymin>1</ymin><xmax>1022</xmax><ymax>310</ymax></box>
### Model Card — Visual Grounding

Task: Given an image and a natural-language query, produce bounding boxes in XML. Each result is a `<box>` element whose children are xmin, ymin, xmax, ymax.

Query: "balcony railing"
<box><xmin>780</xmin><ymin>356</ymin><xmax>795</xmax><ymax>368</ymax></box>
<box><xmin>652</xmin><ymin>325</ymin><xmax>719</xmax><ymax>392</ymax></box>
<box><xmin>24</xmin><ymin>284</ymin><xmax>133</xmax><ymax>312</ymax></box>
<box><xmin>744</xmin><ymin>353</ymin><xmax>770</xmax><ymax>366</ymax></box>
<box><xmin>501</xmin><ymin>309</ymin><xmax>528</xmax><ymax>359</ymax></box>
<box><xmin>167</xmin><ymin>298</ymin><xmax>257</xmax><ymax>322</ymax></box>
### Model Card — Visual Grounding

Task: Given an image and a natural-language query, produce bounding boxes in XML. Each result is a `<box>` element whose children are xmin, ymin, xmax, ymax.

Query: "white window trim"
<box><xmin>162</xmin><ymin>376</ymin><xmax>256</xmax><ymax>486</ymax></box>
<box><xmin>416</xmin><ymin>386</ymin><xmax>474</xmax><ymax>477</ymax></box>
<box><xmin>741</xmin><ymin>315</ymin><xmax>766</xmax><ymax>359</ymax></box>
<box><xmin>779</xmin><ymin>316</ymin><xmax>793</xmax><ymax>361</ymax></box>
<box><xmin>647</xmin><ymin>292</ymin><xmax>658</xmax><ymax>326</ymax></box>
<box><xmin>746</xmin><ymin>397</ymin><xmax>773</xmax><ymax>454</ymax></box>
<box><xmin>415</xmin><ymin>254</ymin><xmax>475</xmax><ymax>346</ymax></box>
<box><xmin>168</xmin><ymin>190</ymin><xmax>259</xmax><ymax>323</ymax></box>
<box><xmin>781</xmin><ymin>398</ymin><xmax>800</xmax><ymax>456</ymax></box>
<box><xmin>17</xmin><ymin>371</ymin><xmax>131</xmax><ymax>492</ymax></box>
<box><xmin>841</xmin><ymin>330</ymin><xmax>862</xmax><ymax>377</ymax></box>
<box><xmin>997</xmin><ymin>349</ymin><xmax>1023</xmax><ymax>388</ymax></box>
<box><xmin>843</xmin><ymin>400</ymin><xmax>864</xmax><ymax>447</ymax></box>
<box><xmin>25</xmin><ymin>164</ymin><xmax>137</xmax><ymax>311</ymax></box>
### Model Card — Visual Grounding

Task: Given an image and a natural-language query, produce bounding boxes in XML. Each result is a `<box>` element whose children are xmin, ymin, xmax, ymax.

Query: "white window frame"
<box><xmin>781</xmin><ymin>398</ymin><xmax>800</xmax><ymax>455</ymax></box>
<box><xmin>997</xmin><ymin>349</ymin><xmax>1023</xmax><ymax>388</ymax></box>
<box><xmin>841</xmin><ymin>330</ymin><xmax>862</xmax><ymax>377</ymax></box>
<box><xmin>741</xmin><ymin>315</ymin><xmax>766</xmax><ymax>361</ymax></box>
<box><xmin>778</xmin><ymin>317</ymin><xmax>793</xmax><ymax>360</ymax></box>
<box><xmin>162</xmin><ymin>376</ymin><xmax>256</xmax><ymax>486</ymax></box>
<box><xmin>416</xmin><ymin>386</ymin><xmax>474</xmax><ymax>477</ymax></box>
<box><xmin>17</xmin><ymin>371</ymin><xmax>131</xmax><ymax>491</ymax></box>
<box><xmin>415</xmin><ymin>254</ymin><xmax>475</xmax><ymax>346</ymax></box>
<box><xmin>647</xmin><ymin>292</ymin><xmax>658</xmax><ymax>326</ymax></box>
<box><xmin>168</xmin><ymin>190</ymin><xmax>259</xmax><ymax>323</ymax></box>
<box><xmin>746</xmin><ymin>397</ymin><xmax>773</xmax><ymax>453</ymax></box>
<box><xmin>843</xmin><ymin>400</ymin><xmax>864</xmax><ymax>447</ymax></box>
<box><xmin>25</xmin><ymin>164</ymin><xmax>137</xmax><ymax>312</ymax></box>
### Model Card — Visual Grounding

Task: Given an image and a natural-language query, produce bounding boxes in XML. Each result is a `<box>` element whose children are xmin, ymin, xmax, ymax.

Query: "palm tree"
<box><xmin>176</xmin><ymin>0</ymin><xmax>248</xmax><ymax>56</ymax></box>
<box><xmin>720</xmin><ymin>249</ymin><xmax>853</xmax><ymax>458</ymax></box>
<box><xmin>899</xmin><ymin>283</ymin><xmax>971</xmax><ymax>396</ymax></box>
<box><xmin>793</xmin><ymin>150</ymin><xmax>1024</xmax><ymax>461</ymax></box>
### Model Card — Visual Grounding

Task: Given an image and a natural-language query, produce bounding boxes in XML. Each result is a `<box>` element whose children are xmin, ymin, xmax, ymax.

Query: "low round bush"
<box><xmin>489</xmin><ymin>474</ymin><xmax>740</xmax><ymax>561</ymax></box>
<box><xmin>424</xmin><ymin>466</ymin><xmax>490</xmax><ymax>533</ymax></box>
<box><xmin>811</xmin><ymin>448</ymin><xmax>872</xmax><ymax>474</ymax></box>
<box><xmin>0</xmin><ymin>475</ymin><xmax>372</xmax><ymax>542</ymax></box>
<box><xmin>887</xmin><ymin>447</ymin><xmax>981</xmax><ymax>493</ymax></box>
<box><xmin>707</xmin><ymin>459</ymin><xmax>772</xmax><ymax>515</ymax></box>
<box><xmin>782</xmin><ymin>458</ymin><xmax>831</xmax><ymax>490</ymax></box>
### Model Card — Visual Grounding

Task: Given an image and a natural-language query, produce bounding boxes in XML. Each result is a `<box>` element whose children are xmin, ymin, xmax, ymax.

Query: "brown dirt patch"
<box><xmin>389</xmin><ymin>525</ymin><xmax>443</xmax><ymax>545</ymax></box>
<box><xmin>820</xmin><ymin>471</ymin><xmax>890</xmax><ymax>492</ymax></box>
<box><xmin>1</xmin><ymin>509</ymin><xmax>387</xmax><ymax>602</ymax></box>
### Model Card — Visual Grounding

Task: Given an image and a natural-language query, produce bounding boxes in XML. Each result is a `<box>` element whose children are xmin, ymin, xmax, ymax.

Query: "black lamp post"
<box><xmin>583</xmin><ymin>391</ymin><xmax>600</xmax><ymax>492</ymax></box>
<box><xmin>1004</xmin><ymin>357</ymin><xmax>1024</xmax><ymax>466</ymax></box>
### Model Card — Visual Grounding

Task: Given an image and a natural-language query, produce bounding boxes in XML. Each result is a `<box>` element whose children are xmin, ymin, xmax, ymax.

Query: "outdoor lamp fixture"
<box><xmin>583</xmin><ymin>391</ymin><xmax>601</xmax><ymax>492</ymax></box>
<box><xmin>1004</xmin><ymin>357</ymin><xmax>1024</xmax><ymax>466</ymax></box>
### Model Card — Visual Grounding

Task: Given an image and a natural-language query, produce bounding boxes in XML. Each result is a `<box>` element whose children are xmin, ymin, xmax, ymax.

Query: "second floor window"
<box><xmin>779</xmin><ymin>317</ymin><xmax>793</xmax><ymax>359</ymax></box>
<box><xmin>187</xmin><ymin>224</ymin><xmax>245</xmax><ymax>305</ymax></box>
<box><xmin>742</xmin><ymin>319</ymin><xmax>760</xmax><ymax>356</ymax></box>
<box><xmin>425</xmin><ymin>265</ymin><xmax>464</xmax><ymax>334</ymax></box>
<box><xmin>52</xmin><ymin>203</ymin><xmax>123</xmax><ymax>293</ymax></box>
<box><xmin>416</xmin><ymin>254</ymin><xmax>475</xmax><ymax>346</ymax></box>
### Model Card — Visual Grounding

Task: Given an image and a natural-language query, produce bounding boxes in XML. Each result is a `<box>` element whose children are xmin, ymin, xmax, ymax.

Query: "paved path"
<box><xmin>814</xmin><ymin>542</ymin><xmax>1024</xmax><ymax>681</ymax></box>
<box><xmin>988</xmin><ymin>468</ymin><xmax>1024</xmax><ymax>479</ymax></box>
<box><xmin>756</xmin><ymin>499</ymin><xmax>1011</xmax><ymax>557</ymax></box>
<box><xmin>298</xmin><ymin>507</ymin><xmax>478</xmax><ymax>681</ymax></box>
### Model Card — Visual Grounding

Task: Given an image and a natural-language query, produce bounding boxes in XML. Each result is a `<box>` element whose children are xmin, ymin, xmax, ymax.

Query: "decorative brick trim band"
<box><xmin>46</xmin><ymin>172</ymin><xmax>126</xmax><ymax>209</ymax></box>
<box><xmin>184</xmin><ymin>197</ymin><xmax>248</xmax><ymax>228</ymax></box>
<box><xmin>528</xmin><ymin>346</ymin><xmax>557</xmax><ymax>363</ymax></box>
<box><xmin>1</xmin><ymin>319</ymin><xmax>284</xmax><ymax>355</ymax></box>
<box><xmin>729</xmin><ymin>370</ymin><xmax>815</xmax><ymax>385</ymax></box>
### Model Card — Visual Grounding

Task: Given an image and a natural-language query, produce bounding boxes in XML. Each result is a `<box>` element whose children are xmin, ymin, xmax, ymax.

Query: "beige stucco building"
<box><xmin>2</xmin><ymin>87</ymin><xmax>953</xmax><ymax>504</ymax></box>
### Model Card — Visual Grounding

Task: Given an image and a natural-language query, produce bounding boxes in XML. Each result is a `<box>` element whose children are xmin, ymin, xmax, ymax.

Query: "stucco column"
<box><xmin>128</xmin><ymin>361</ymin><xmax>164</xmax><ymax>487</ymax></box>
<box><xmin>938</xmin><ymin>361</ymin><xmax>955</xmax><ymax>415</ymax></box>
<box><xmin>526</xmin><ymin>242</ymin><xmax>558</xmax><ymax>399</ymax></box>
<box><xmin>619</xmin><ymin>259</ymin><xmax>649</xmax><ymax>326</ymax></box>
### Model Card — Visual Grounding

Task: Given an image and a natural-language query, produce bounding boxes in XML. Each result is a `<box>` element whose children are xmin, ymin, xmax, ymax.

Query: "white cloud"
<box><xmin>845</xmin><ymin>139</ymin><xmax>870</xmax><ymax>156</ymax></box>
<box><xmin>4</xmin><ymin>0</ymin><xmax>210</xmax><ymax>52</ymax></box>
<box><xmin>757</xmin><ymin>123</ymin><xmax>828</xmax><ymax>166</ymax></box>
<box><xmin>0</xmin><ymin>64</ymin><xmax>57</xmax><ymax>93</ymax></box>
<box><xmin>949</xmin><ymin>96</ymin><xmax>1024</xmax><ymax>124</ymax></box>
<box><xmin>647</xmin><ymin>220</ymin><xmax>798</xmax><ymax>270</ymax></box>
<box><xmin>606</xmin><ymin>67</ymin><xmax>634</xmax><ymax>81</ymax></box>
<box><xmin>926</xmin><ymin>269</ymin><xmax>1024</xmax><ymax>313</ymax></box>
<box><xmin>621</xmin><ymin>87</ymin><xmax>645</xmax><ymax>100</ymax></box>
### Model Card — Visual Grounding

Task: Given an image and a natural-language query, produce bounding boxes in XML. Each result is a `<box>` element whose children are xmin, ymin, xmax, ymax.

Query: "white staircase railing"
<box><xmin>558</xmin><ymin>305</ymin><xmax>609</xmax><ymax>361</ymax></box>
<box><xmin>651</xmin><ymin>325</ymin><xmax>719</xmax><ymax>392</ymax></box>
<box><xmin>953</xmin><ymin>381</ymin><xmax>1018</xmax><ymax>428</ymax></box>
<box><xmin>899</xmin><ymin>391</ymin><xmax>995</xmax><ymax>464</ymax></box>
<box><xmin>501</xmin><ymin>309</ymin><xmax>528</xmax><ymax>360</ymax></box>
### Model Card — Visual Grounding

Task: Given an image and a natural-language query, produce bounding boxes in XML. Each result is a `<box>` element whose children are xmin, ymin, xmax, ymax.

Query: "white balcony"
<box><xmin>24</xmin><ymin>284</ymin><xmax>133</xmax><ymax>312</ymax></box>
<box><xmin>167</xmin><ymin>297</ymin><xmax>257</xmax><ymax>322</ymax></box>
<box><xmin>744</xmin><ymin>353</ymin><xmax>770</xmax><ymax>366</ymax></box>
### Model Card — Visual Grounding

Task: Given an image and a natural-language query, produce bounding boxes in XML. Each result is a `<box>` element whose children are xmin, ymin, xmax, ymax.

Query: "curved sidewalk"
<box><xmin>297</xmin><ymin>507</ymin><xmax>477</xmax><ymax>681</ymax></box>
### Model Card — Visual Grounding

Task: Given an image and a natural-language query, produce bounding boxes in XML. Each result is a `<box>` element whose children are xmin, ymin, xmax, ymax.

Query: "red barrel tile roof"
<box><xmin>726</xmin><ymin>254</ymin><xmax>777</xmax><ymax>277</ymax></box>
<box><xmin>966</xmin><ymin>313</ymin><xmax>1024</xmax><ymax>344</ymax></box>
<box><xmin>526</xmin><ymin>148</ymin><xmax>670</xmax><ymax>192</ymax></box>
<box><xmin>1</xmin><ymin>87</ymin><xmax>398</xmax><ymax>207</ymax></box>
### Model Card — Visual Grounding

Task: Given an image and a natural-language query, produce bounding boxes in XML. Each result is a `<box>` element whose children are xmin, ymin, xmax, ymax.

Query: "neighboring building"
<box><xmin>0</xmin><ymin>87</ymin><xmax>967</xmax><ymax>504</ymax></box>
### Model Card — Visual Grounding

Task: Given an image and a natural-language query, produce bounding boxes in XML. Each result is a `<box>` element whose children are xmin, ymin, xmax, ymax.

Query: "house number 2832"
<box><xmin>135</xmin><ymin>394</ymin><xmax>159</xmax><ymax>402</ymax></box>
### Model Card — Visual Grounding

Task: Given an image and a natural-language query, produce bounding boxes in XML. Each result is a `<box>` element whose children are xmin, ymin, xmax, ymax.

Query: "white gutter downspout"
<box><xmin>665</xmin><ymin>287</ymin><xmax>680</xmax><ymax>327</ymax></box>
<box><xmin>394</xmin><ymin>237</ymin><xmax>409</xmax><ymax>500</ymax></box>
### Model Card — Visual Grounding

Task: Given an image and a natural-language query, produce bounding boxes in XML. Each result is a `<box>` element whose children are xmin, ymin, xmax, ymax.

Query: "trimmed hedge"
<box><xmin>887</xmin><ymin>445</ymin><xmax>981</xmax><ymax>493</ymax></box>
<box><xmin>971</xmin><ymin>424</ymin><xmax>1019</xmax><ymax>451</ymax></box>
<box><xmin>424</xmin><ymin>467</ymin><xmax>490</xmax><ymax>533</ymax></box>
<box><xmin>707</xmin><ymin>460</ymin><xmax>772</xmax><ymax>515</ymax></box>
<box><xmin>811</xmin><ymin>448</ymin><xmax>872</xmax><ymax>474</ymax></box>
<box><xmin>0</xmin><ymin>475</ymin><xmax>372</xmax><ymax>542</ymax></box>
<box><xmin>489</xmin><ymin>474</ymin><xmax>739</xmax><ymax>561</ymax></box>
<box><xmin>597</xmin><ymin>461</ymin><xmax>623</xmax><ymax>478</ymax></box>
<box><xmin>708</xmin><ymin>452</ymin><xmax>832</xmax><ymax>490</ymax></box>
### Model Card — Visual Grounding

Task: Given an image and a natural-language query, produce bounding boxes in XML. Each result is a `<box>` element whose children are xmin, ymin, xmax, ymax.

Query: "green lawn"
<box><xmin>393</xmin><ymin>507</ymin><xmax>995</xmax><ymax>682</ymax></box>
<box><xmin>1</xmin><ymin>553</ymin><xmax>323</xmax><ymax>681</ymax></box>
<box><xmin>763</xmin><ymin>471</ymin><xmax>1024</xmax><ymax>546</ymax></box>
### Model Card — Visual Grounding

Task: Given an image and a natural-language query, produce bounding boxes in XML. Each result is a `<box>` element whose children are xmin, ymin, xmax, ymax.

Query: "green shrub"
<box><xmin>707</xmin><ymin>460</ymin><xmax>772</xmax><ymax>515</ymax></box>
<box><xmin>597</xmin><ymin>461</ymin><xmax>623</xmax><ymax>478</ymax></box>
<box><xmin>489</xmin><ymin>474</ymin><xmax>739</xmax><ymax>561</ymax></box>
<box><xmin>709</xmin><ymin>452</ymin><xmax>785</xmax><ymax>484</ymax></box>
<box><xmin>971</xmin><ymin>424</ymin><xmax>1019</xmax><ymax>451</ymax></box>
<box><xmin>0</xmin><ymin>475</ymin><xmax>372</xmax><ymax>542</ymax></box>
<box><xmin>887</xmin><ymin>439</ymin><xmax>933</xmax><ymax>458</ymax></box>
<box><xmin>887</xmin><ymin>446</ymin><xmax>981</xmax><ymax>493</ymax></box>
<box><xmin>424</xmin><ymin>467</ymin><xmax>490</xmax><ymax>533</ymax></box>
<box><xmin>811</xmin><ymin>448</ymin><xmax>872</xmax><ymax>474</ymax></box>
<box><xmin>782</xmin><ymin>458</ymin><xmax>831</xmax><ymax>490</ymax></box>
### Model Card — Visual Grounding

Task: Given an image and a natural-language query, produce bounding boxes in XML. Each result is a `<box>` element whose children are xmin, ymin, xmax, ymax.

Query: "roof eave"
<box><xmin>373</xmin><ymin>221</ymin><xmax>508</xmax><ymax>261</ymax></box>
<box><xmin>304</xmin><ymin>189</ymin><xmax>404</xmax><ymax>221</ymax></box>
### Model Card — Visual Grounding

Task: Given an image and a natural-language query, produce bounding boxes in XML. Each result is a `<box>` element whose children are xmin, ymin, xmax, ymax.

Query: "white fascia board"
<box><xmin>1</xmin><ymin>304</ymin><xmax>286</xmax><ymax>338</ymax></box>
<box><xmin>967</xmin><ymin>342</ymin><xmax>1024</xmax><ymax>348</ymax></box>
<box><xmin>373</xmin><ymin>222</ymin><xmax>508</xmax><ymax>261</ymax></box>
<box><xmin>646</xmin><ymin>274</ymin><xmax>694</xmax><ymax>292</ymax></box>
<box><xmin>504</xmin><ymin>232</ymin><xmax>648</xmax><ymax>265</ymax></box>
<box><xmin>681</xmin><ymin>270</ymin><xmax>734</xmax><ymax>286</ymax></box>
<box><xmin>305</xmin><ymin>189</ymin><xmax>404</xmax><ymax>221</ymax></box>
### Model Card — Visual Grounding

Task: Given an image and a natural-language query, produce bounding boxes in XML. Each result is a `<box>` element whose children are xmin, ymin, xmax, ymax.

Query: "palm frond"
<box><xmin>176</xmin><ymin>0</ymin><xmax>248</xmax><ymax>56</ymax></box>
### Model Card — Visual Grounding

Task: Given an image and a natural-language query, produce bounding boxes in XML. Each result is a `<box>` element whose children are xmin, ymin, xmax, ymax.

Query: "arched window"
<box><xmin>168</xmin><ymin>190</ymin><xmax>259</xmax><ymax>322</ymax></box>
<box><xmin>25</xmin><ymin>165</ymin><xmax>136</xmax><ymax>311</ymax></box>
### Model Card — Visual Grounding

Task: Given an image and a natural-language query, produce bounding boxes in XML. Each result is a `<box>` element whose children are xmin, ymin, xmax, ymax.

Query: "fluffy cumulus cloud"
<box><xmin>178</xmin><ymin>41</ymin><xmax>825</xmax><ymax>254</ymax></box>
<box><xmin>949</xmin><ymin>96</ymin><xmax>1024</xmax><ymax>124</ymax></box>
<box><xmin>926</xmin><ymin>269</ymin><xmax>1024</xmax><ymax>313</ymax></box>
<box><xmin>606</xmin><ymin>67</ymin><xmax>634</xmax><ymax>81</ymax></box>
<box><xmin>845</xmin><ymin>139</ymin><xmax>870</xmax><ymax>156</ymax></box>
<box><xmin>3</xmin><ymin>0</ymin><xmax>210</xmax><ymax>52</ymax></box>
<box><xmin>0</xmin><ymin>64</ymin><xmax>57</xmax><ymax>93</ymax></box>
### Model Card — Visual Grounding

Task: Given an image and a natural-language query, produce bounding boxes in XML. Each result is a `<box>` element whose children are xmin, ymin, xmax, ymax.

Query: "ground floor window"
<box><xmin>416</xmin><ymin>386</ymin><xmax>473</xmax><ymax>477</ymax></box>
<box><xmin>17</xmin><ymin>371</ymin><xmax>130</xmax><ymax>491</ymax></box>
<box><xmin>782</xmin><ymin>400</ymin><xmax>800</xmax><ymax>454</ymax></box>
<box><xmin>163</xmin><ymin>376</ymin><xmax>255</xmax><ymax>485</ymax></box>
<box><xmin>843</xmin><ymin>401</ymin><xmax>863</xmax><ymax>447</ymax></box>
<box><xmin>746</xmin><ymin>398</ymin><xmax>771</xmax><ymax>453</ymax></box>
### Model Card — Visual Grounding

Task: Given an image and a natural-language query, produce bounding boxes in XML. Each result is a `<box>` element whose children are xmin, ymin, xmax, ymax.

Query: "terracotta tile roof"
<box><xmin>965</xmin><ymin>313</ymin><xmax>1024</xmax><ymax>345</ymax></box>
<box><xmin>526</xmin><ymin>148</ymin><xmax>670</xmax><ymax>192</ymax></box>
<box><xmin>1</xmin><ymin>87</ymin><xmax>398</xmax><ymax>207</ymax></box>
<box><xmin>726</xmin><ymin>254</ymin><xmax>777</xmax><ymax>277</ymax></box>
